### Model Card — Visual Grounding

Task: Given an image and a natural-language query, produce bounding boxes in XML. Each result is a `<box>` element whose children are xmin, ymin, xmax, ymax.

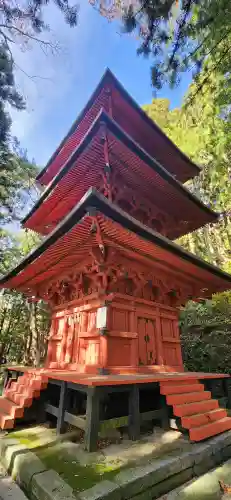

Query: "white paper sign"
<box><xmin>96</xmin><ymin>306</ymin><xmax>107</xmax><ymax>329</ymax></box>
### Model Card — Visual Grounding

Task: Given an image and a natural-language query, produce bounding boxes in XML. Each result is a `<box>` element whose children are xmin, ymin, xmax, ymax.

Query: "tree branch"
<box><xmin>0</xmin><ymin>24</ymin><xmax>57</xmax><ymax>49</ymax></box>
<box><xmin>168</xmin><ymin>0</ymin><xmax>193</xmax><ymax>70</ymax></box>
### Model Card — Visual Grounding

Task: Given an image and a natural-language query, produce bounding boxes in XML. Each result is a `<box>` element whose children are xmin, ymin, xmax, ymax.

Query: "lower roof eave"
<box><xmin>0</xmin><ymin>188</ymin><xmax>231</xmax><ymax>296</ymax></box>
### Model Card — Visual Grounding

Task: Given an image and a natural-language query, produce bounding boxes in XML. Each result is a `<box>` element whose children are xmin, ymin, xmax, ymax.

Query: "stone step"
<box><xmin>190</xmin><ymin>417</ymin><xmax>231</xmax><ymax>441</ymax></box>
<box><xmin>181</xmin><ymin>408</ymin><xmax>228</xmax><ymax>429</ymax></box>
<box><xmin>166</xmin><ymin>391</ymin><xmax>211</xmax><ymax>406</ymax></box>
<box><xmin>5</xmin><ymin>375</ymin><xmax>27</xmax><ymax>392</ymax></box>
<box><xmin>160</xmin><ymin>378</ymin><xmax>199</xmax><ymax>386</ymax></box>
<box><xmin>12</xmin><ymin>383</ymin><xmax>42</xmax><ymax>396</ymax></box>
<box><xmin>0</xmin><ymin>397</ymin><xmax>23</xmax><ymax>419</ymax></box>
<box><xmin>0</xmin><ymin>408</ymin><xmax>15</xmax><ymax>430</ymax></box>
<box><xmin>9</xmin><ymin>393</ymin><xmax>33</xmax><ymax>407</ymax></box>
<box><xmin>6</xmin><ymin>381</ymin><xmax>19</xmax><ymax>393</ymax></box>
<box><xmin>5</xmin><ymin>379</ymin><xmax>44</xmax><ymax>398</ymax></box>
<box><xmin>4</xmin><ymin>385</ymin><xmax>25</xmax><ymax>399</ymax></box>
<box><xmin>174</xmin><ymin>398</ymin><xmax>219</xmax><ymax>417</ymax></box>
<box><xmin>5</xmin><ymin>386</ymin><xmax>24</xmax><ymax>398</ymax></box>
<box><xmin>160</xmin><ymin>383</ymin><xmax>204</xmax><ymax>395</ymax></box>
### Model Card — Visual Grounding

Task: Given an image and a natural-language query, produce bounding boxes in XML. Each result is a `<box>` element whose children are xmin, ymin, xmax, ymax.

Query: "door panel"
<box><xmin>146</xmin><ymin>318</ymin><xmax>156</xmax><ymax>365</ymax></box>
<box><xmin>138</xmin><ymin>317</ymin><xmax>156</xmax><ymax>365</ymax></box>
<box><xmin>138</xmin><ymin>317</ymin><xmax>146</xmax><ymax>365</ymax></box>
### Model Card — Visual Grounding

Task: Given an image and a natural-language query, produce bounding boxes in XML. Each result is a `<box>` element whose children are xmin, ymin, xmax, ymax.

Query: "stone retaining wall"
<box><xmin>1</xmin><ymin>432</ymin><xmax>231</xmax><ymax>500</ymax></box>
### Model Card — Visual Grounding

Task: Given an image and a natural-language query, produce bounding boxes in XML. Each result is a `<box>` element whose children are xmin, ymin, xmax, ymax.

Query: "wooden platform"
<box><xmin>2</xmin><ymin>366</ymin><xmax>231</xmax><ymax>451</ymax></box>
<box><xmin>5</xmin><ymin>365</ymin><xmax>230</xmax><ymax>386</ymax></box>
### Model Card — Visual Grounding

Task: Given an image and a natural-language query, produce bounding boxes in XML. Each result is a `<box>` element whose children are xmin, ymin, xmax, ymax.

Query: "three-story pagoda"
<box><xmin>1</xmin><ymin>69</ymin><xmax>231</xmax><ymax>447</ymax></box>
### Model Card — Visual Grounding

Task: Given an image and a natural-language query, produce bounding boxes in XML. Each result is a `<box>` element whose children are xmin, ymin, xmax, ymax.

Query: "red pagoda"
<box><xmin>1</xmin><ymin>69</ymin><xmax>231</xmax><ymax>450</ymax></box>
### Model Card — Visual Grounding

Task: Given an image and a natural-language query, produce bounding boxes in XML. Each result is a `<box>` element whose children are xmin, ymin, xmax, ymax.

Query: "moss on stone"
<box><xmin>8</xmin><ymin>427</ymin><xmax>57</xmax><ymax>449</ymax></box>
<box><xmin>34</xmin><ymin>445</ymin><xmax>120</xmax><ymax>494</ymax></box>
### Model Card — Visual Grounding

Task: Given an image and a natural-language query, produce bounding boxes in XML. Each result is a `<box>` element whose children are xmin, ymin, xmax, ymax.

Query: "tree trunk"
<box><xmin>30</xmin><ymin>302</ymin><xmax>41</xmax><ymax>367</ymax></box>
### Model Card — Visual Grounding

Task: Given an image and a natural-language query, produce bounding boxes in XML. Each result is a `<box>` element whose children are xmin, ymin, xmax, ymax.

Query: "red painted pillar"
<box><xmin>60</xmin><ymin>317</ymin><xmax>68</xmax><ymax>367</ymax></box>
<box><xmin>155</xmin><ymin>314</ymin><xmax>164</xmax><ymax>366</ymax></box>
<box><xmin>65</xmin><ymin>317</ymin><xmax>75</xmax><ymax>365</ymax></box>
<box><xmin>45</xmin><ymin>318</ymin><xmax>56</xmax><ymax>368</ymax></box>
<box><xmin>100</xmin><ymin>335</ymin><xmax>108</xmax><ymax>373</ymax></box>
<box><xmin>97</xmin><ymin>305</ymin><xmax>109</xmax><ymax>374</ymax></box>
<box><xmin>174</xmin><ymin>319</ymin><xmax>184</xmax><ymax>370</ymax></box>
<box><xmin>130</xmin><ymin>307</ymin><xmax>138</xmax><ymax>368</ymax></box>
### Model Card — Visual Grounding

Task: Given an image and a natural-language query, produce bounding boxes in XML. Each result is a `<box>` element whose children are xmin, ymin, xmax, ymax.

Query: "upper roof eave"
<box><xmin>23</xmin><ymin>109</ymin><xmax>217</xmax><ymax>229</ymax></box>
<box><xmin>36</xmin><ymin>68</ymin><xmax>200</xmax><ymax>185</ymax></box>
<box><xmin>1</xmin><ymin>188</ymin><xmax>231</xmax><ymax>291</ymax></box>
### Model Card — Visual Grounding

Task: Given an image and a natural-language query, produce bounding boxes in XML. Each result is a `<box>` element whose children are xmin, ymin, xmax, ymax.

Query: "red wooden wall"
<box><xmin>46</xmin><ymin>293</ymin><xmax>183</xmax><ymax>373</ymax></box>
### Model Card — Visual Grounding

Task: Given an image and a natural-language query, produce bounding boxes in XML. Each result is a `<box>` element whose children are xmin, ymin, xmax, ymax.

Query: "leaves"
<box><xmin>0</xmin><ymin>231</ymin><xmax>50</xmax><ymax>366</ymax></box>
<box><xmin>143</xmin><ymin>68</ymin><xmax>231</xmax><ymax>269</ymax></box>
<box><xmin>180</xmin><ymin>293</ymin><xmax>231</xmax><ymax>373</ymax></box>
<box><xmin>143</xmin><ymin>64</ymin><xmax>231</xmax><ymax>373</ymax></box>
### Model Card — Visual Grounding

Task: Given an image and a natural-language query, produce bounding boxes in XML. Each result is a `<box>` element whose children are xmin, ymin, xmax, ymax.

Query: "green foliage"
<box><xmin>120</xmin><ymin>0</ymin><xmax>231</xmax><ymax>96</ymax></box>
<box><xmin>180</xmin><ymin>294</ymin><xmax>231</xmax><ymax>373</ymax></box>
<box><xmin>0</xmin><ymin>148</ymin><xmax>39</xmax><ymax>225</ymax></box>
<box><xmin>0</xmin><ymin>43</ymin><xmax>39</xmax><ymax>225</ymax></box>
<box><xmin>143</xmin><ymin>73</ymin><xmax>231</xmax><ymax>270</ymax></box>
<box><xmin>0</xmin><ymin>230</ymin><xmax>50</xmax><ymax>366</ymax></box>
<box><xmin>0</xmin><ymin>45</ymin><xmax>24</xmax><ymax>144</ymax></box>
<box><xmin>144</xmin><ymin>64</ymin><xmax>231</xmax><ymax>373</ymax></box>
<box><xmin>0</xmin><ymin>289</ymin><xmax>50</xmax><ymax>365</ymax></box>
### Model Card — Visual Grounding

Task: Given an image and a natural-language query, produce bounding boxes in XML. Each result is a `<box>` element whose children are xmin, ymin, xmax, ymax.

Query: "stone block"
<box><xmin>79</xmin><ymin>480</ymin><xmax>121</xmax><ymax>500</ymax></box>
<box><xmin>190</xmin><ymin>444</ymin><xmax>212</xmax><ymax>465</ymax></box>
<box><xmin>193</xmin><ymin>455</ymin><xmax>216</xmax><ymax>477</ymax></box>
<box><xmin>178</xmin><ymin>452</ymin><xmax>195</xmax><ymax>470</ymax></box>
<box><xmin>0</xmin><ymin>475</ymin><xmax>28</xmax><ymax>500</ymax></box>
<box><xmin>211</xmin><ymin>431</ymin><xmax>231</xmax><ymax>450</ymax></box>
<box><xmin>2</xmin><ymin>444</ymin><xmax>28</xmax><ymax>472</ymax></box>
<box><xmin>114</xmin><ymin>454</ymin><xmax>194</xmax><ymax>499</ymax></box>
<box><xmin>222</xmin><ymin>444</ymin><xmax>231</xmax><ymax>461</ymax></box>
<box><xmin>31</xmin><ymin>469</ymin><xmax>77</xmax><ymax>500</ymax></box>
<box><xmin>212</xmin><ymin>448</ymin><xmax>223</xmax><ymax>466</ymax></box>
<box><xmin>131</xmin><ymin>468</ymin><xmax>194</xmax><ymax>500</ymax></box>
<box><xmin>0</xmin><ymin>439</ymin><xmax>19</xmax><ymax>458</ymax></box>
<box><xmin>12</xmin><ymin>450</ymin><xmax>46</xmax><ymax>489</ymax></box>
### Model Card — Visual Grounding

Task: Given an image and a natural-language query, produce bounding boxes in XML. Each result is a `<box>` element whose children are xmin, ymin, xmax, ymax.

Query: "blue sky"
<box><xmin>11</xmin><ymin>0</ymin><xmax>191</xmax><ymax>169</ymax></box>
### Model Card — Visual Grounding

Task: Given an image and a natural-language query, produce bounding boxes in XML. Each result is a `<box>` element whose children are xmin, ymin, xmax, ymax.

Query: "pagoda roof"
<box><xmin>23</xmin><ymin>110</ymin><xmax>217</xmax><ymax>238</ymax></box>
<box><xmin>36</xmin><ymin>69</ymin><xmax>200</xmax><ymax>186</ymax></box>
<box><xmin>2</xmin><ymin>189</ymin><xmax>231</xmax><ymax>297</ymax></box>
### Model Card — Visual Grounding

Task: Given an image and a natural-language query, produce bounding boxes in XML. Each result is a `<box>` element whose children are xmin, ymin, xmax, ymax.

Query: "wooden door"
<box><xmin>138</xmin><ymin>317</ymin><xmax>156</xmax><ymax>366</ymax></box>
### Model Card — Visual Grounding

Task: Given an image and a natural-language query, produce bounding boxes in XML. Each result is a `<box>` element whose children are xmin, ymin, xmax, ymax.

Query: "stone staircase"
<box><xmin>160</xmin><ymin>379</ymin><xmax>231</xmax><ymax>441</ymax></box>
<box><xmin>0</xmin><ymin>372</ymin><xmax>48</xmax><ymax>430</ymax></box>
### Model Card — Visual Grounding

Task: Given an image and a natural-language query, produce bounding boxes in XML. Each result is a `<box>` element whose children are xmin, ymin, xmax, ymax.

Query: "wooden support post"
<box><xmin>84</xmin><ymin>387</ymin><xmax>100</xmax><ymax>452</ymax></box>
<box><xmin>224</xmin><ymin>378</ymin><xmax>231</xmax><ymax>409</ymax></box>
<box><xmin>57</xmin><ymin>381</ymin><xmax>68</xmax><ymax>434</ymax></box>
<box><xmin>160</xmin><ymin>394</ymin><xmax>170</xmax><ymax>430</ymax></box>
<box><xmin>36</xmin><ymin>390</ymin><xmax>47</xmax><ymax>424</ymax></box>
<box><xmin>128</xmin><ymin>385</ymin><xmax>140</xmax><ymax>441</ymax></box>
<box><xmin>3</xmin><ymin>369</ymin><xmax>10</xmax><ymax>390</ymax></box>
